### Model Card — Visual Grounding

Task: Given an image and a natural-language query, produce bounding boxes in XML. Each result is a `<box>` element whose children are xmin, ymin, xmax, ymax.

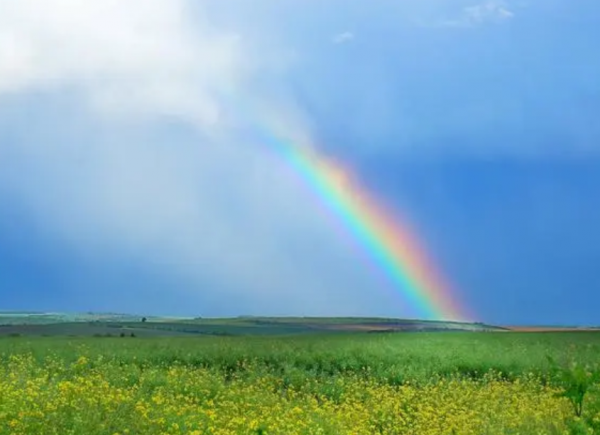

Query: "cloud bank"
<box><xmin>0</xmin><ymin>0</ymin><xmax>392</xmax><ymax>315</ymax></box>
<box><xmin>0</xmin><ymin>0</ymin><xmax>251</xmax><ymax>125</ymax></box>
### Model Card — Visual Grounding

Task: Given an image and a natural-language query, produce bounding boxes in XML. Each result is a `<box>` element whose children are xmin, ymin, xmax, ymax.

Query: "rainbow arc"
<box><xmin>224</xmin><ymin>97</ymin><xmax>471</xmax><ymax>321</ymax></box>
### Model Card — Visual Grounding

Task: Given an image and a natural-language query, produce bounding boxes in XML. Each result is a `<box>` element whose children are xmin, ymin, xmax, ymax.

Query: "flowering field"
<box><xmin>1</xmin><ymin>332</ymin><xmax>599</xmax><ymax>434</ymax></box>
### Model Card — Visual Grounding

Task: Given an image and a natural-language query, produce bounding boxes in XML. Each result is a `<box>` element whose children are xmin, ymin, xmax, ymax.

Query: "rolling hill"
<box><xmin>0</xmin><ymin>311</ymin><xmax>506</xmax><ymax>337</ymax></box>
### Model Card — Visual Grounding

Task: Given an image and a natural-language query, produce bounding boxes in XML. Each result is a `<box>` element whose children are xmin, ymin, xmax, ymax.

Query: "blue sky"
<box><xmin>1</xmin><ymin>0</ymin><xmax>599</xmax><ymax>325</ymax></box>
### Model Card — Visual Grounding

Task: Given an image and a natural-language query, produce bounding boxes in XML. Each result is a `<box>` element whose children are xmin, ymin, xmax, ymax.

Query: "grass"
<box><xmin>2</xmin><ymin>331</ymin><xmax>599</xmax><ymax>380</ymax></box>
<box><xmin>1</xmin><ymin>331</ymin><xmax>600</xmax><ymax>434</ymax></box>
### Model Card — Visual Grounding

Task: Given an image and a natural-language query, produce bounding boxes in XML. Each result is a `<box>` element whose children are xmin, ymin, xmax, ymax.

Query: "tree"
<box><xmin>141</xmin><ymin>317</ymin><xmax>147</xmax><ymax>323</ymax></box>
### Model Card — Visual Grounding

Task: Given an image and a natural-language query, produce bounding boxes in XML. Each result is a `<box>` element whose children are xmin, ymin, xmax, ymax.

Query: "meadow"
<box><xmin>1</xmin><ymin>331</ymin><xmax>600</xmax><ymax>434</ymax></box>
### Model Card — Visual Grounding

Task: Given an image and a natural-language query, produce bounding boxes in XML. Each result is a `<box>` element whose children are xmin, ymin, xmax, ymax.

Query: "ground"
<box><xmin>1</xmin><ymin>313</ymin><xmax>599</xmax><ymax>434</ymax></box>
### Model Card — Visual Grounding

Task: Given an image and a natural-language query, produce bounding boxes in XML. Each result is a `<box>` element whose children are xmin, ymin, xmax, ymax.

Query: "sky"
<box><xmin>1</xmin><ymin>0</ymin><xmax>599</xmax><ymax>325</ymax></box>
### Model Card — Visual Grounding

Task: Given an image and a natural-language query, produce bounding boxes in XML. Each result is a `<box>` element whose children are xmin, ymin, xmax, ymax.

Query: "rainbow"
<box><xmin>227</xmin><ymin>100</ymin><xmax>470</xmax><ymax>322</ymax></box>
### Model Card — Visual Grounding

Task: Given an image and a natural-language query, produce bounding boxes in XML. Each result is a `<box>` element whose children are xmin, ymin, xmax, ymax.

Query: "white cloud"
<box><xmin>464</xmin><ymin>1</ymin><xmax>514</xmax><ymax>23</ymax></box>
<box><xmin>435</xmin><ymin>1</ymin><xmax>514</xmax><ymax>28</ymax></box>
<box><xmin>0</xmin><ymin>0</ymin><xmax>392</xmax><ymax>315</ymax></box>
<box><xmin>0</xmin><ymin>0</ymin><xmax>249</xmax><ymax>126</ymax></box>
<box><xmin>332</xmin><ymin>31</ymin><xmax>354</xmax><ymax>44</ymax></box>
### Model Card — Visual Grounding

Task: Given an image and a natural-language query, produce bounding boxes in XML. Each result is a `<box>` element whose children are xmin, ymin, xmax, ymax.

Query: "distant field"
<box><xmin>504</xmin><ymin>326</ymin><xmax>600</xmax><ymax>332</ymax></box>
<box><xmin>1</xmin><ymin>330</ymin><xmax>600</xmax><ymax>434</ymax></box>
<box><xmin>0</xmin><ymin>312</ymin><xmax>504</xmax><ymax>337</ymax></box>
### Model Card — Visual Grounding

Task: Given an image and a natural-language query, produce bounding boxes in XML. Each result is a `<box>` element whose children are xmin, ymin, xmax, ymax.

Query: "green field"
<box><xmin>1</xmin><ymin>329</ymin><xmax>600</xmax><ymax>434</ymax></box>
<box><xmin>2</xmin><ymin>331</ymin><xmax>600</xmax><ymax>381</ymax></box>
